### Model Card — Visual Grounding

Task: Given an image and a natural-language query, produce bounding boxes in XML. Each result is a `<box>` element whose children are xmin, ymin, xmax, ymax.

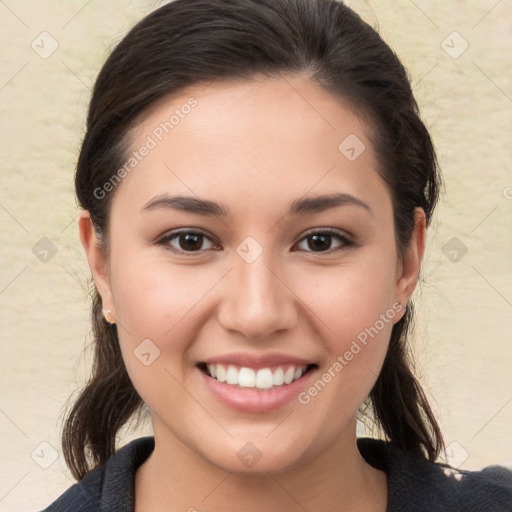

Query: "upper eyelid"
<box><xmin>300</xmin><ymin>227</ymin><xmax>352</xmax><ymax>238</ymax></box>
<box><xmin>157</xmin><ymin>227</ymin><xmax>351</xmax><ymax>240</ymax></box>
<box><xmin>157</xmin><ymin>227</ymin><xmax>216</xmax><ymax>241</ymax></box>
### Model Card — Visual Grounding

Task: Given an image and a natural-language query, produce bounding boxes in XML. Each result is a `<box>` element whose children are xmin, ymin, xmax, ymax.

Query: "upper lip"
<box><xmin>200</xmin><ymin>352</ymin><xmax>316</xmax><ymax>370</ymax></box>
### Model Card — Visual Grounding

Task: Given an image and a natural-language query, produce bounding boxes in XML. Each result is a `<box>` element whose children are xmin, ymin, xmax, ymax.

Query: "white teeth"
<box><xmin>205</xmin><ymin>363</ymin><xmax>308</xmax><ymax>390</ymax></box>
<box><xmin>255</xmin><ymin>368</ymin><xmax>273</xmax><ymax>389</ymax></box>
<box><xmin>215</xmin><ymin>364</ymin><xmax>226</xmax><ymax>383</ymax></box>
<box><xmin>283</xmin><ymin>367</ymin><xmax>295</xmax><ymax>384</ymax></box>
<box><xmin>226</xmin><ymin>365</ymin><xmax>238</xmax><ymax>385</ymax></box>
<box><xmin>272</xmin><ymin>367</ymin><xmax>284</xmax><ymax>386</ymax></box>
<box><xmin>238</xmin><ymin>367</ymin><xmax>256</xmax><ymax>387</ymax></box>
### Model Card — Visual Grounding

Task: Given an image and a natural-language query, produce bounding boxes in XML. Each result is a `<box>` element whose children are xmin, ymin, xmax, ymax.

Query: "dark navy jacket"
<box><xmin>41</xmin><ymin>436</ymin><xmax>512</xmax><ymax>511</ymax></box>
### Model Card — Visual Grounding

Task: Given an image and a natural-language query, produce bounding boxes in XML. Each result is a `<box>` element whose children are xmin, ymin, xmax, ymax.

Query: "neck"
<box><xmin>135</xmin><ymin>417</ymin><xmax>387</xmax><ymax>512</ymax></box>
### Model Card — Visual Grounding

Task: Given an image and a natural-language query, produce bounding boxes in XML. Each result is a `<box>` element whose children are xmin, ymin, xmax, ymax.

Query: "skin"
<box><xmin>79</xmin><ymin>74</ymin><xmax>426</xmax><ymax>512</ymax></box>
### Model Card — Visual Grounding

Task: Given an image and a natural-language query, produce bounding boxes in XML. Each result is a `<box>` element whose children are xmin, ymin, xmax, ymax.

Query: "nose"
<box><xmin>217</xmin><ymin>251</ymin><xmax>298</xmax><ymax>340</ymax></box>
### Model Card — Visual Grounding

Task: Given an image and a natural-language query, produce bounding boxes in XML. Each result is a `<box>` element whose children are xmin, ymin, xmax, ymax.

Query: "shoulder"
<box><xmin>357</xmin><ymin>437</ymin><xmax>512</xmax><ymax>512</ymax></box>
<box><xmin>40</xmin><ymin>436</ymin><xmax>155</xmax><ymax>512</ymax></box>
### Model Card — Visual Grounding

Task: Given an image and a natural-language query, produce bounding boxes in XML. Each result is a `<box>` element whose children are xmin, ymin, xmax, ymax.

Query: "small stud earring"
<box><xmin>102</xmin><ymin>308</ymin><xmax>115</xmax><ymax>324</ymax></box>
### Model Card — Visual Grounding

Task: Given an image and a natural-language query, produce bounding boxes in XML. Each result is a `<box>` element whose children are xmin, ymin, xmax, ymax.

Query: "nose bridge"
<box><xmin>219</xmin><ymin>243</ymin><xmax>297</xmax><ymax>338</ymax></box>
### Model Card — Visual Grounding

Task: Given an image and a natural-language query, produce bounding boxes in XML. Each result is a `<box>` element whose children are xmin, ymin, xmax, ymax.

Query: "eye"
<box><xmin>294</xmin><ymin>228</ymin><xmax>354</xmax><ymax>253</ymax></box>
<box><xmin>156</xmin><ymin>228</ymin><xmax>353</xmax><ymax>255</ymax></box>
<box><xmin>157</xmin><ymin>230</ymin><xmax>219</xmax><ymax>253</ymax></box>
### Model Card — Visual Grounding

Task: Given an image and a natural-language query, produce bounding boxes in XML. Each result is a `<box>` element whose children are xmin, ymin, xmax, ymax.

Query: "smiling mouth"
<box><xmin>198</xmin><ymin>363</ymin><xmax>317</xmax><ymax>390</ymax></box>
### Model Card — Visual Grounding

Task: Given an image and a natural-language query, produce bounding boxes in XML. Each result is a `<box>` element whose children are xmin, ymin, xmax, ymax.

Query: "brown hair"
<box><xmin>64</xmin><ymin>0</ymin><xmax>444</xmax><ymax>481</ymax></box>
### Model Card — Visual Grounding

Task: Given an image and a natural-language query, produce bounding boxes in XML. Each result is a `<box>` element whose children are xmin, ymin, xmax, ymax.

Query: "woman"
<box><xmin>42</xmin><ymin>0</ymin><xmax>512</xmax><ymax>510</ymax></box>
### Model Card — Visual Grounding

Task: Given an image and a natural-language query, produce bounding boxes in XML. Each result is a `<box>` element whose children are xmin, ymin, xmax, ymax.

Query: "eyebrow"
<box><xmin>141</xmin><ymin>192</ymin><xmax>372</xmax><ymax>217</ymax></box>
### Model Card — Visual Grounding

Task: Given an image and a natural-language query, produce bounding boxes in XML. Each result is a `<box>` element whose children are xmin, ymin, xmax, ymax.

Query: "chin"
<box><xmin>194</xmin><ymin>430</ymin><xmax>313</xmax><ymax>475</ymax></box>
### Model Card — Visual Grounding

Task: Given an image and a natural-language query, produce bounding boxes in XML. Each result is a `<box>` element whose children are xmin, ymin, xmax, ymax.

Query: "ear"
<box><xmin>78</xmin><ymin>210</ymin><xmax>116</xmax><ymax>321</ymax></box>
<box><xmin>394</xmin><ymin>207</ymin><xmax>426</xmax><ymax>309</ymax></box>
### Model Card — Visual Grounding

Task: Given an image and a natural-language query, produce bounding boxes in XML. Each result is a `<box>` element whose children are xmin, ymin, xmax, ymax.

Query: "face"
<box><xmin>81</xmin><ymin>74</ymin><xmax>423</xmax><ymax>474</ymax></box>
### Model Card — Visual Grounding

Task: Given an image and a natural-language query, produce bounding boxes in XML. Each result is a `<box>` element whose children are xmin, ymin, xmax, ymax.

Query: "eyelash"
<box><xmin>155</xmin><ymin>228</ymin><xmax>355</xmax><ymax>255</ymax></box>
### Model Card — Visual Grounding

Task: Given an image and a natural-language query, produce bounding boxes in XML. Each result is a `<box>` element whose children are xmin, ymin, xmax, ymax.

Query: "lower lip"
<box><xmin>198</xmin><ymin>366</ymin><xmax>316</xmax><ymax>413</ymax></box>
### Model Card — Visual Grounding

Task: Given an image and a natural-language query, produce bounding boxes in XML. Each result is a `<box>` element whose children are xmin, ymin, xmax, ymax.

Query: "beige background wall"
<box><xmin>1</xmin><ymin>1</ymin><xmax>511</xmax><ymax>510</ymax></box>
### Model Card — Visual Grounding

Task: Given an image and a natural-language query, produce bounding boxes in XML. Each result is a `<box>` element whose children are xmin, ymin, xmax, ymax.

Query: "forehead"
<box><xmin>112</xmin><ymin>74</ymin><xmax>390</xmax><ymax>219</ymax></box>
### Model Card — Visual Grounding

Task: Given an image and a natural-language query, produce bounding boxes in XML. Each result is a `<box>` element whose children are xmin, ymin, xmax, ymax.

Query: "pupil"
<box><xmin>180</xmin><ymin>233</ymin><xmax>202</xmax><ymax>251</ymax></box>
<box><xmin>308</xmin><ymin>234</ymin><xmax>331</xmax><ymax>251</ymax></box>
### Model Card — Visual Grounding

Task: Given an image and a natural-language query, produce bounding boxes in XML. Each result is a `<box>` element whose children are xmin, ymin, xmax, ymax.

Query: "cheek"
<box><xmin>301</xmin><ymin>253</ymin><xmax>397</xmax><ymax>343</ymax></box>
<box><xmin>109</xmin><ymin>249</ymin><xmax>224</xmax><ymax>377</ymax></box>
<box><xmin>109</xmin><ymin>257</ymin><xmax>212</xmax><ymax>412</ymax></box>
<box><xmin>110</xmin><ymin>248</ymin><xmax>212</xmax><ymax>333</ymax></box>
<box><xmin>293</xmin><ymin>250</ymin><xmax>398</xmax><ymax>404</ymax></box>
